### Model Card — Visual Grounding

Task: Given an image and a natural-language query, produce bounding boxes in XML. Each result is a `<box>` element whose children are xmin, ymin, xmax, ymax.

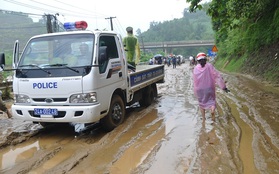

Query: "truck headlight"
<box><xmin>70</xmin><ymin>92</ymin><xmax>97</xmax><ymax>103</ymax></box>
<box><xmin>15</xmin><ymin>94</ymin><xmax>31</xmax><ymax>103</ymax></box>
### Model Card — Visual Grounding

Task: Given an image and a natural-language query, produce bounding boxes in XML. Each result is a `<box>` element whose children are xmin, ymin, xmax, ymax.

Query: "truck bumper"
<box><xmin>11</xmin><ymin>104</ymin><xmax>106</xmax><ymax>124</ymax></box>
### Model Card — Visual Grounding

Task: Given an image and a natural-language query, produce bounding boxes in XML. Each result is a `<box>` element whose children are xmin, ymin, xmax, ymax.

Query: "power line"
<box><xmin>4</xmin><ymin>0</ymin><xmax>107</xmax><ymax>19</ymax></box>
<box><xmin>0</xmin><ymin>26</ymin><xmax>45</xmax><ymax>30</ymax></box>
<box><xmin>115</xmin><ymin>18</ymin><xmax>126</xmax><ymax>36</ymax></box>
<box><xmin>2</xmin><ymin>0</ymin><xmax>125</xmax><ymax>33</ymax></box>
<box><xmin>0</xmin><ymin>9</ymin><xmax>65</xmax><ymax>33</ymax></box>
<box><xmin>0</xmin><ymin>8</ymin><xmax>42</xmax><ymax>16</ymax></box>
<box><xmin>0</xmin><ymin>9</ymin><xmax>64</xmax><ymax>31</ymax></box>
<box><xmin>3</xmin><ymin>0</ymin><xmax>128</xmax><ymax>33</ymax></box>
<box><xmin>3</xmin><ymin>0</ymin><xmax>59</xmax><ymax>14</ymax></box>
<box><xmin>29</xmin><ymin>0</ymin><xmax>105</xmax><ymax>18</ymax></box>
<box><xmin>53</xmin><ymin>0</ymin><xmax>107</xmax><ymax>17</ymax></box>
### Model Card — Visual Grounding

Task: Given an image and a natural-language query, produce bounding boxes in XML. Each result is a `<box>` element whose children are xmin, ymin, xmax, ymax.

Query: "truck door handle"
<box><xmin>119</xmin><ymin>71</ymin><xmax>122</xmax><ymax>77</ymax></box>
<box><xmin>107</xmin><ymin>69</ymin><xmax>112</xmax><ymax>79</ymax></box>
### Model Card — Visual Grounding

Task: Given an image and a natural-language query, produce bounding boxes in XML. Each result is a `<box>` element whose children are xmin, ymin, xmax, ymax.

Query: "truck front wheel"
<box><xmin>101</xmin><ymin>95</ymin><xmax>125</xmax><ymax>132</ymax></box>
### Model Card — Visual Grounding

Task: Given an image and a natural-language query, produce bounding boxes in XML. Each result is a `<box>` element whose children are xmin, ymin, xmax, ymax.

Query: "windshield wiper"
<box><xmin>45</xmin><ymin>63</ymin><xmax>79</xmax><ymax>73</ymax></box>
<box><xmin>19</xmin><ymin>64</ymin><xmax>51</xmax><ymax>74</ymax></box>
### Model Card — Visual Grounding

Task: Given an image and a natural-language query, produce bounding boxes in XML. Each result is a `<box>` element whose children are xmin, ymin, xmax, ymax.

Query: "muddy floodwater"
<box><xmin>0</xmin><ymin>63</ymin><xmax>278</xmax><ymax>174</ymax></box>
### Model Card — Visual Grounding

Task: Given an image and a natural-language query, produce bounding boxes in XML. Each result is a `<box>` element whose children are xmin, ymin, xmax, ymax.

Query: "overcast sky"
<box><xmin>1</xmin><ymin>0</ymin><xmax>190</xmax><ymax>36</ymax></box>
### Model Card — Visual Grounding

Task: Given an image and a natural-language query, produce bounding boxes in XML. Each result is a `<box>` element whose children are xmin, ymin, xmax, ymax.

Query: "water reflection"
<box><xmin>0</xmin><ymin>139</ymin><xmax>39</xmax><ymax>171</ymax></box>
<box><xmin>0</xmin><ymin>125</ymin><xmax>75</xmax><ymax>172</ymax></box>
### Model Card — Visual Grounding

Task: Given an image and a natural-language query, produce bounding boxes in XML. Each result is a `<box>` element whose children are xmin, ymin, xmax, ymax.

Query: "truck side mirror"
<box><xmin>98</xmin><ymin>46</ymin><xmax>108</xmax><ymax>65</ymax></box>
<box><xmin>13</xmin><ymin>40</ymin><xmax>19</xmax><ymax>69</ymax></box>
<box><xmin>0</xmin><ymin>53</ymin><xmax>5</xmax><ymax>71</ymax></box>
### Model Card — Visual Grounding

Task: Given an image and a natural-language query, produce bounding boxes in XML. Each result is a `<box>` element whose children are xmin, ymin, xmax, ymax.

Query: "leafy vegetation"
<box><xmin>187</xmin><ymin>0</ymin><xmax>279</xmax><ymax>83</ymax></box>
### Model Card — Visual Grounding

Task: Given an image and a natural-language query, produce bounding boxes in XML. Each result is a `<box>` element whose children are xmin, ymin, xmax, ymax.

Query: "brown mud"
<box><xmin>0</xmin><ymin>62</ymin><xmax>278</xmax><ymax>174</ymax></box>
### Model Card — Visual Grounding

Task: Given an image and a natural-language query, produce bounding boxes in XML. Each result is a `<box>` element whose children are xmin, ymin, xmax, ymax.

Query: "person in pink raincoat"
<box><xmin>193</xmin><ymin>52</ymin><xmax>229</xmax><ymax>122</ymax></box>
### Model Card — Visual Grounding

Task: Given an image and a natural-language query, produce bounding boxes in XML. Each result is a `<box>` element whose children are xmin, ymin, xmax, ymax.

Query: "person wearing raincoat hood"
<box><xmin>193</xmin><ymin>52</ymin><xmax>229</xmax><ymax>122</ymax></box>
<box><xmin>123</xmin><ymin>26</ymin><xmax>141</xmax><ymax>68</ymax></box>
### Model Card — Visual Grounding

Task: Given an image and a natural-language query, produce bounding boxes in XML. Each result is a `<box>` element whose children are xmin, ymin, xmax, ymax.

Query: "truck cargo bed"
<box><xmin>129</xmin><ymin>64</ymin><xmax>164</xmax><ymax>91</ymax></box>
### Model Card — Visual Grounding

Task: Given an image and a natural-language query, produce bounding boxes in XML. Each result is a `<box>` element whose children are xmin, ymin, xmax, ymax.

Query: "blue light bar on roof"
<box><xmin>64</xmin><ymin>21</ymin><xmax>88</xmax><ymax>31</ymax></box>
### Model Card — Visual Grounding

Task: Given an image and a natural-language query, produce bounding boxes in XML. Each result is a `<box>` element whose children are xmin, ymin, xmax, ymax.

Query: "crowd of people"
<box><xmin>149</xmin><ymin>55</ymin><xmax>184</xmax><ymax>69</ymax></box>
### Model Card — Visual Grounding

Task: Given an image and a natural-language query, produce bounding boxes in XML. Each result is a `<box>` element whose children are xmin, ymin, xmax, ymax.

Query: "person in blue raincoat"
<box><xmin>172</xmin><ymin>56</ymin><xmax>177</xmax><ymax>68</ymax></box>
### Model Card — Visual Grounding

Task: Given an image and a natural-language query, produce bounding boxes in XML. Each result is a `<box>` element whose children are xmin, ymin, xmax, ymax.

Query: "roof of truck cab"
<box><xmin>30</xmin><ymin>30</ymin><xmax>119</xmax><ymax>39</ymax></box>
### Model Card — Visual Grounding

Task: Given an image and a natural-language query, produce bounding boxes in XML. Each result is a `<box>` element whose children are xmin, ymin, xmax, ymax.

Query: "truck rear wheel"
<box><xmin>139</xmin><ymin>85</ymin><xmax>155</xmax><ymax>107</ymax></box>
<box><xmin>101</xmin><ymin>95</ymin><xmax>125</xmax><ymax>132</ymax></box>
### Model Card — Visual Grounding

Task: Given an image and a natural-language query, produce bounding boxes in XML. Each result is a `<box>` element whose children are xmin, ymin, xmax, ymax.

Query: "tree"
<box><xmin>186</xmin><ymin>0</ymin><xmax>279</xmax><ymax>42</ymax></box>
<box><xmin>186</xmin><ymin>0</ymin><xmax>203</xmax><ymax>12</ymax></box>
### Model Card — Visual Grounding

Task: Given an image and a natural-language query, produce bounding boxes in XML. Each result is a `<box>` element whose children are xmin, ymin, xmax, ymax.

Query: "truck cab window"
<box><xmin>98</xmin><ymin>36</ymin><xmax>119</xmax><ymax>74</ymax></box>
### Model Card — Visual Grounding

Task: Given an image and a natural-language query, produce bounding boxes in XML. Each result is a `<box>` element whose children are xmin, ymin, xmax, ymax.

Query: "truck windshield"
<box><xmin>19</xmin><ymin>34</ymin><xmax>94</xmax><ymax>68</ymax></box>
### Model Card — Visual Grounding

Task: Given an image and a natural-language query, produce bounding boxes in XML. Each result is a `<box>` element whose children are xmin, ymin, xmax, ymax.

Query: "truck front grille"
<box><xmin>32</xmin><ymin>98</ymin><xmax>67</xmax><ymax>102</ymax></box>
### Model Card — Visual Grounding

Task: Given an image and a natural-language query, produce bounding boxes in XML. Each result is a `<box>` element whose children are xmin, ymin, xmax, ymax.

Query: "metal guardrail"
<box><xmin>140</xmin><ymin>40</ymin><xmax>215</xmax><ymax>49</ymax></box>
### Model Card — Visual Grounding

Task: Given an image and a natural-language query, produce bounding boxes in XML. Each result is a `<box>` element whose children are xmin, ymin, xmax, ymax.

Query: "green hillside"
<box><xmin>139</xmin><ymin>7</ymin><xmax>214</xmax><ymax>57</ymax></box>
<box><xmin>0</xmin><ymin>10</ymin><xmax>46</xmax><ymax>52</ymax></box>
<box><xmin>0</xmin><ymin>10</ymin><xmax>50</xmax><ymax>81</ymax></box>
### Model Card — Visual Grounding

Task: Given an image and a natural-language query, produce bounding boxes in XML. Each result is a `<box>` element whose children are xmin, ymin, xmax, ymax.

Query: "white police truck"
<box><xmin>0</xmin><ymin>21</ymin><xmax>164</xmax><ymax>132</ymax></box>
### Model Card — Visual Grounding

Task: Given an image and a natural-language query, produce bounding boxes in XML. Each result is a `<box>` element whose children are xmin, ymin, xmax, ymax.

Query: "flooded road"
<box><xmin>0</xmin><ymin>63</ymin><xmax>278</xmax><ymax>174</ymax></box>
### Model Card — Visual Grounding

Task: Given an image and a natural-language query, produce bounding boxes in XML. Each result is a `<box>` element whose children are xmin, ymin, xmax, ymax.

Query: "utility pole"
<box><xmin>140</xmin><ymin>35</ymin><xmax>145</xmax><ymax>54</ymax></box>
<box><xmin>46</xmin><ymin>14</ymin><xmax>53</xmax><ymax>33</ymax></box>
<box><xmin>46</xmin><ymin>14</ymin><xmax>60</xmax><ymax>33</ymax></box>
<box><xmin>105</xmin><ymin>16</ymin><xmax>116</xmax><ymax>31</ymax></box>
<box><xmin>54</xmin><ymin>13</ymin><xmax>59</xmax><ymax>32</ymax></box>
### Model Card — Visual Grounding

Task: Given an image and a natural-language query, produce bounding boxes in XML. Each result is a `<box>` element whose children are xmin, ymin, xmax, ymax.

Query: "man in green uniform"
<box><xmin>123</xmin><ymin>26</ymin><xmax>141</xmax><ymax>68</ymax></box>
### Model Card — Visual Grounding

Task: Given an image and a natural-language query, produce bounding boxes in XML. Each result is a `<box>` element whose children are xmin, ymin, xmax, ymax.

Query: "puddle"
<box><xmin>0</xmin><ymin>64</ymin><xmax>278</xmax><ymax>173</ymax></box>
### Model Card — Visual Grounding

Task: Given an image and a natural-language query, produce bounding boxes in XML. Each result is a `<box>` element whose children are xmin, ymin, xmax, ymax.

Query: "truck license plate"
<box><xmin>34</xmin><ymin>108</ymin><xmax>58</xmax><ymax>115</ymax></box>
